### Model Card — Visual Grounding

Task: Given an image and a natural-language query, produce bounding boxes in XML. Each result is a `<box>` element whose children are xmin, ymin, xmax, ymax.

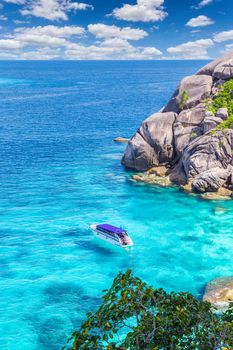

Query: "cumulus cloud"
<box><xmin>167</xmin><ymin>38</ymin><xmax>214</xmax><ymax>59</ymax></box>
<box><xmin>213</xmin><ymin>30</ymin><xmax>233</xmax><ymax>43</ymax></box>
<box><xmin>65</xmin><ymin>41</ymin><xmax>162</xmax><ymax>60</ymax></box>
<box><xmin>8</xmin><ymin>25</ymin><xmax>85</xmax><ymax>47</ymax></box>
<box><xmin>20</xmin><ymin>0</ymin><xmax>93</xmax><ymax>21</ymax></box>
<box><xmin>88</xmin><ymin>24</ymin><xmax>148</xmax><ymax>40</ymax></box>
<box><xmin>0</xmin><ymin>39</ymin><xmax>23</xmax><ymax>49</ymax></box>
<box><xmin>111</xmin><ymin>0</ymin><xmax>167</xmax><ymax>23</ymax></box>
<box><xmin>193</xmin><ymin>0</ymin><xmax>213</xmax><ymax>9</ymax></box>
<box><xmin>20</xmin><ymin>47</ymin><xmax>61</xmax><ymax>59</ymax></box>
<box><xmin>186</xmin><ymin>15</ymin><xmax>214</xmax><ymax>27</ymax></box>
<box><xmin>0</xmin><ymin>23</ymin><xmax>162</xmax><ymax>60</ymax></box>
<box><xmin>15</xmin><ymin>25</ymin><xmax>85</xmax><ymax>37</ymax></box>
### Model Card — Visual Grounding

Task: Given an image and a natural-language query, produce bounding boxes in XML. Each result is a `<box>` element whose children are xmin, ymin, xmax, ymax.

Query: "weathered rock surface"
<box><xmin>192</xmin><ymin>167</ymin><xmax>231</xmax><ymax>192</ymax></box>
<box><xmin>122</xmin><ymin>111</ymin><xmax>176</xmax><ymax>171</ymax></box>
<box><xmin>203</xmin><ymin>277</ymin><xmax>233</xmax><ymax>310</ymax></box>
<box><xmin>164</xmin><ymin>75</ymin><xmax>213</xmax><ymax>113</ymax></box>
<box><xmin>213</xmin><ymin>58</ymin><xmax>233</xmax><ymax>80</ymax></box>
<box><xmin>201</xmin><ymin>114</ymin><xmax>223</xmax><ymax>133</ymax></box>
<box><xmin>196</xmin><ymin>53</ymin><xmax>232</xmax><ymax>76</ymax></box>
<box><xmin>181</xmin><ymin>130</ymin><xmax>233</xmax><ymax>180</ymax></box>
<box><xmin>174</xmin><ymin>104</ymin><xmax>206</xmax><ymax>156</ymax></box>
<box><xmin>122</xmin><ymin>53</ymin><xmax>233</xmax><ymax>197</ymax></box>
<box><xmin>122</xmin><ymin>132</ymin><xmax>157</xmax><ymax>171</ymax></box>
<box><xmin>216</xmin><ymin>108</ymin><xmax>228</xmax><ymax>120</ymax></box>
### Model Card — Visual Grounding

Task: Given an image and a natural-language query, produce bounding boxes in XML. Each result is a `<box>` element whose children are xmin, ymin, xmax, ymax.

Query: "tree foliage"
<box><xmin>65</xmin><ymin>270</ymin><xmax>233</xmax><ymax>350</ymax></box>
<box><xmin>206</xmin><ymin>79</ymin><xmax>233</xmax><ymax>129</ymax></box>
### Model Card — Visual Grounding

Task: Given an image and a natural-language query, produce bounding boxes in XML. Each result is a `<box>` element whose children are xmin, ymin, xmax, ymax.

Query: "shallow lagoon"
<box><xmin>0</xmin><ymin>61</ymin><xmax>232</xmax><ymax>349</ymax></box>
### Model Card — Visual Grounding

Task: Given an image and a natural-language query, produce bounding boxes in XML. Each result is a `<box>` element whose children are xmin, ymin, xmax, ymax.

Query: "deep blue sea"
<box><xmin>0</xmin><ymin>61</ymin><xmax>232</xmax><ymax>350</ymax></box>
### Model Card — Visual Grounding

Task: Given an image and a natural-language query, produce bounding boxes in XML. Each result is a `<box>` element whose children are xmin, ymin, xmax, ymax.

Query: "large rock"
<box><xmin>201</xmin><ymin>113</ymin><xmax>223</xmax><ymax>133</ymax></box>
<box><xmin>122</xmin><ymin>53</ymin><xmax>233</xmax><ymax>195</ymax></box>
<box><xmin>216</xmin><ymin>108</ymin><xmax>228</xmax><ymax>120</ymax></box>
<box><xmin>213</xmin><ymin>58</ymin><xmax>233</xmax><ymax>80</ymax></box>
<box><xmin>192</xmin><ymin>167</ymin><xmax>231</xmax><ymax>192</ymax></box>
<box><xmin>203</xmin><ymin>277</ymin><xmax>233</xmax><ymax>310</ymax></box>
<box><xmin>122</xmin><ymin>112</ymin><xmax>176</xmax><ymax>171</ymax></box>
<box><xmin>181</xmin><ymin>130</ymin><xmax>233</xmax><ymax>180</ymax></box>
<box><xmin>164</xmin><ymin>75</ymin><xmax>213</xmax><ymax>113</ymax></box>
<box><xmin>174</xmin><ymin>104</ymin><xmax>206</xmax><ymax>156</ymax></box>
<box><xmin>122</xmin><ymin>132</ymin><xmax>157</xmax><ymax>171</ymax></box>
<box><xmin>196</xmin><ymin>53</ymin><xmax>232</xmax><ymax>76</ymax></box>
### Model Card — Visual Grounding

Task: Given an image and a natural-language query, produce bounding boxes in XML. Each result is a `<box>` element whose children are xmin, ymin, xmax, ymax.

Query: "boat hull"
<box><xmin>90</xmin><ymin>224</ymin><xmax>133</xmax><ymax>248</ymax></box>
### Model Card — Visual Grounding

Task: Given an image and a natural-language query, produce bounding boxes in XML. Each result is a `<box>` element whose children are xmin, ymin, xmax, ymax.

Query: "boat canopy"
<box><xmin>97</xmin><ymin>224</ymin><xmax>126</xmax><ymax>235</ymax></box>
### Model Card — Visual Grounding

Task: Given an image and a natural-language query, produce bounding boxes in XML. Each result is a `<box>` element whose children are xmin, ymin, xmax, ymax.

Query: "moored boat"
<box><xmin>90</xmin><ymin>223</ymin><xmax>134</xmax><ymax>248</ymax></box>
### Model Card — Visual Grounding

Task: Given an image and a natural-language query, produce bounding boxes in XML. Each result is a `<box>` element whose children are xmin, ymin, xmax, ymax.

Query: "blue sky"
<box><xmin>0</xmin><ymin>0</ymin><xmax>232</xmax><ymax>60</ymax></box>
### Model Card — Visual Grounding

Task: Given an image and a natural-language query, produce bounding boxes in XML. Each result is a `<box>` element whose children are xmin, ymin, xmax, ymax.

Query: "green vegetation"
<box><xmin>190</xmin><ymin>131</ymin><xmax>198</xmax><ymax>139</ymax></box>
<box><xmin>66</xmin><ymin>270</ymin><xmax>233</xmax><ymax>350</ymax></box>
<box><xmin>206</xmin><ymin>79</ymin><xmax>233</xmax><ymax>130</ymax></box>
<box><xmin>179</xmin><ymin>90</ymin><xmax>189</xmax><ymax>110</ymax></box>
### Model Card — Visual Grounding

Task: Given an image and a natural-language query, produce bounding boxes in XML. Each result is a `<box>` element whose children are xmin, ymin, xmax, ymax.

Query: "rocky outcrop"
<box><xmin>122</xmin><ymin>111</ymin><xmax>176</xmax><ymax>171</ymax></box>
<box><xmin>122</xmin><ymin>54</ymin><xmax>233</xmax><ymax>197</ymax></box>
<box><xmin>203</xmin><ymin>277</ymin><xmax>233</xmax><ymax>310</ymax></box>
<box><xmin>173</xmin><ymin>103</ymin><xmax>206</xmax><ymax>156</ymax></box>
<box><xmin>213</xmin><ymin>58</ymin><xmax>233</xmax><ymax>80</ymax></box>
<box><xmin>164</xmin><ymin>75</ymin><xmax>213</xmax><ymax>113</ymax></box>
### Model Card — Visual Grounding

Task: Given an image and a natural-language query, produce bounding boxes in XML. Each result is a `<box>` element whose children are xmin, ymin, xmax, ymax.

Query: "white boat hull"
<box><xmin>90</xmin><ymin>224</ymin><xmax>133</xmax><ymax>248</ymax></box>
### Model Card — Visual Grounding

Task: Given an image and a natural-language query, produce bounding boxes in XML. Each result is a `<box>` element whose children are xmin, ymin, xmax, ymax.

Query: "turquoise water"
<box><xmin>0</xmin><ymin>61</ymin><xmax>232</xmax><ymax>350</ymax></box>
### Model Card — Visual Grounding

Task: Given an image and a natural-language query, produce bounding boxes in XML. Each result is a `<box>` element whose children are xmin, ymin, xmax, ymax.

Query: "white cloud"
<box><xmin>0</xmin><ymin>52</ymin><xmax>18</xmax><ymax>59</ymax></box>
<box><xmin>16</xmin><ymin>34</ymin><xmax>67</xmax><ymax>46</ymax></box>
<box><xmin>0</xmin><ymin>15</ymin><xmax>7</xmax><ymax>20</ymax></box>
<box><xmin>186</xmin><ymin>15</ymin><xmax>214</xmax><ymax>27</ymax></box>
<box><xmin>0</xmin><ymin>39</ymin><xmax>23</xmax><ymax>49</ymax></box>
<box><xmin>213</xmin><ymin>30</ymin><xmax>233</xmax><ymax>43</ymax></box>
<box><xmin>194</xmin><ymin>0</ymin><xmax>213</xmax><ymax>9</ymax></box>
<box><xmin>88</xmin><ymin>24</ymin><xmax>147</xmax><ymax>40</ymax></box>
<box><xmin>100</xmin><ymin>38</ymin><xmax>132</xmax><ymax>49</ymax></box>
<box><xmin>67</xmin><ymin>2</ymin><xmax>93</xmax><ymax>10</ymax></box>
<box><xmin>20</xmin><ymin>47</ymin><xmax>61</xmax><ymax>59</ymax></box>
<box><xmin>64</xmin><ymin>21</ymin><xmax>161</xmax><ymax>60</ymax></box>
<box><xmin>10</xmin><ymin>25</ymin><xmax>84</xmax><ymax>47</ymax></box>
<box><xmin>190</xmin><ymin>30</ymin><xmax>201</xmax><ymax>33</ymax></box>
<box><xmin>15</xmin><ymin>25</ymin><xmax>85</xmax><ymax>37</ymax></box>
<box><xmin>111</xmin><ymin>0</ymin><xmax>167</xmax><ymax>23</ymax></box>
<box><xmin>0</xmin><ymin>23</ymin><xmax>162</xmax><ymax>60</ymax></box>
<box><xmin>167</xmin><ymin>38</ymin><xmax>214</xmax><ymax>59</ymax></box>
<box><xmin>65</xmin><ymin>41</ymin><xmax>162</xmax><ymax>60</ymax></box>
<box><xmin>20</xmin><ymin>0</ymin><xmax>93</xmax><ymax>21</ymax></box>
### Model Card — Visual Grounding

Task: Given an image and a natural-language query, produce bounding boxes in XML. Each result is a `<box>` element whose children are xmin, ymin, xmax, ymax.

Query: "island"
<box><xmin>122</xmin><ymin>54</ymin><xmax>233</xmax><ymax>200</ymax></box>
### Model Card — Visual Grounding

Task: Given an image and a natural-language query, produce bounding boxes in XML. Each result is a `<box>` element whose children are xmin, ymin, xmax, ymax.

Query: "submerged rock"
<box><xmin>203</xmin><ymin>277</ymin><xmax>233</xmax><ymax>310</ymax></box>
<box><xmin>122</xmin><ymin>53</ymin><xmax>233</xmax><ymax>198</ymax></box>
<box><xmin>114</xmin><ymin>137</ymin><xmax>129</xmax><ymax>143</ymax></box>
<box><xmin>132</xmin><ymin>173</ymin><xmax>172</xmax><ymax>187</ymax></box>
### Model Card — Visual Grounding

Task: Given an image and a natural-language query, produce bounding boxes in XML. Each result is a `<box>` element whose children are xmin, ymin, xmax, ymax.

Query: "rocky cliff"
<box><xmin>122</xmin><ymin>54</ymin><xmax>233</xmax><ymax>197</ymax></box>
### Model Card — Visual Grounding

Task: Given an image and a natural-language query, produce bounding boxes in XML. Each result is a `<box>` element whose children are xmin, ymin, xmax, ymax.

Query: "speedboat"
<box><xmin>90</xmin><ymin>223</ymin><xmax>134</xmax><ymax>248</ymax></box>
